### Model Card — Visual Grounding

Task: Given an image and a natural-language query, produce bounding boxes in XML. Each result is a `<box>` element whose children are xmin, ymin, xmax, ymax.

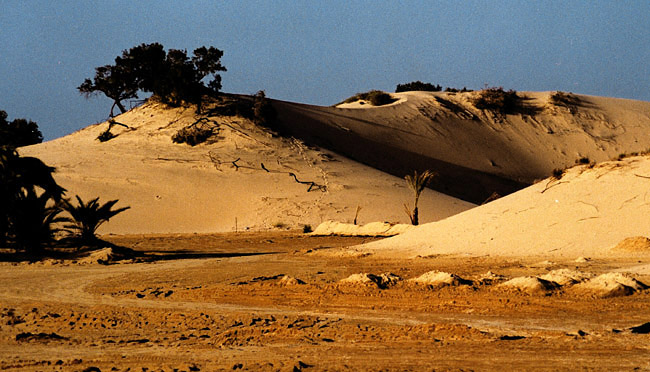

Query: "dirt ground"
<box><xmin>1</xmin><ymin>232</ymin><xmax>650</xmax><ymax>371</ymax></box>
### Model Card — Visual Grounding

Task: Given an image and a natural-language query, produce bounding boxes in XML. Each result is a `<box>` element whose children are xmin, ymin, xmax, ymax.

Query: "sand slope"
<box><xmin>273</xmin><ymin>91</ymin><xmax>650</xmax><ymax>202</ymax></box>
<box><xmin>20</xmin><ymin>101</ymin><xmax>472</xmax><ymax>234</ymax></box>
<box><xmin>355</xmin><ymin>155</ymin><xmax>650</xmax><ymax>258</ymax></box>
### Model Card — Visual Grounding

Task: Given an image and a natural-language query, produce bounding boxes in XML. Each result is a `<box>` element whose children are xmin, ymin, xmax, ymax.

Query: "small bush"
<box><xmin>444</xmin><ymin>87</ymin><xmax>473</xmax><ymax>93</ymax></box>
<box><xmin>96</xmin><ymin>129</ymin><xmax>115</xmax><ymax>142</ymax></box>
<box><xmin>472</xmin><ymin>87</ymin><xmax>521</xmax><ymax>113</ymax></box>
<box><xmin>302</xmin><ymin>224</ymin><xmax>313</xmax><ymax>233</ymax></box>
<box><xmin>395</xmin><ymin>81</ymin><xmax>442</xmax><ymax>93</ymax></box>
<box><xmin>576</xmin><ymin>157</ymin><xmax>591</xmax><ymax>165</ymax></box>
<box><xmin>172</xmin><ymin>125</ymin><xmax>214</xmax><ymax>146</ymax></box>
<box><xmin>341</xmin><ymin>90</ymin><xmax>397</xmax><ymax>106</ymax></box>
<box><xmin>206</xmin><ymin>97</ymin><xmax>254</xmax><ymax>118</ymax></box>
<box><xmin>551</xmin><ymin>168</ymin><xmax>565</xmax><ymax>180</ymax></box>
<box><xmin>549</xmin><ymin>91</ymin><xmax>580</xmax><ymax>107</ymax></box>
<box><xmin>253</xmin><ymin>91</ymin><xmax>278</xmax><ymax>126</ymax></box>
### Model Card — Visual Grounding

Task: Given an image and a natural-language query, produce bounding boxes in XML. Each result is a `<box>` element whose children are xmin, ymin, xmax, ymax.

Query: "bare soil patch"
<box><xmin>2</xmin><ymin>232</ymin><xmax>650</xmax><ymax>371</ymax></box>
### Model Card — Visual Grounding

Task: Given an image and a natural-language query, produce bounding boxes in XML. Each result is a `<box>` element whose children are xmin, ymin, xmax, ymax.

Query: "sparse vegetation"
<box><xmin>444</xmin><ymin>87</ymin><xmax>473</xmax><ymax>93</ymax></box>
<box><xmin>551</xmin><ymin>168</ymin><xmax>566</xmax><ymax>180</ymax></box>
<box><xmin>302</xmin><ymin>224</ymin><xmax>313</xmax><ymax>234</ymax></box>
<box><xmin>79</xmin><ymin>43</ymin><xmax>226</xmax><ymax>116</ymax></box>
<box><xmin>0</xmin><ymin>148</ymin><xmax>66</xmax><ymax>254</ymax></box>
<box><xmin>62</xmin><ymin>196</ymin><xmax>130</xmax><ymax>246</ymax></box>
<box><xmin>403</xmin><ymin>170</ymin><xmax>436</xmax><ymax>226</ymax></box>
<box><xmin>472</xmin><ymin>87</ymin><xmax>522</xmax><ymax>114</ymax></box>
<box><xmin>96</xmin><ymin>129</ymin><xmax>116</xmax><ymax>142</ymax></box>
<box><xmin>576</xmin><ymin>157</ymin><xmax>591</xmax><ymax>165</ymax></box>
<box><xmin>549</xmin><ymin>91</ymin><xmax>580</xmax><ymax>107</ymax></box>
<box><xmin>340</xmin><ymin>90</ymin><xmax>397</xmax><ymax>106</ymax></box>
<box><xmin>172</xmin><ymin>119</ymin><xmax>216</xmax><ymax>146</ymax></box>
<box><xmin>252</xmin><ymin>91</ymin><xmax>278</xmax><ymax>128</ymax></box>
<box><xmin>395</xmin><ymin>81</ymin><xmax>442</xmax><ymax>93</ymax></box>
<box><xmin>0</xmin><ymin>110</ymin><xmax>43</xmax><ymax>149</ymax></box>
<box><xmin>617</xmin><ymin>148</ymin><xmax>650</xmax><ymax>160</ymax></box>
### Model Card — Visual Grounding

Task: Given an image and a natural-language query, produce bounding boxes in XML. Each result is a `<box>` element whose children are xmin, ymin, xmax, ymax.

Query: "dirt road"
<box><xmin>1</xmin><ymin>232</ymin><xmax>650</xmax><ymax>371</ymax></box>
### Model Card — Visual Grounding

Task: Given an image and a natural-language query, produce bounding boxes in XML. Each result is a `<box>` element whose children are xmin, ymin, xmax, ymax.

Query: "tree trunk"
<box><xmin>115</xmin><ymin>100</ymin><xmax>127</xmax><ymax>114</ymax></box>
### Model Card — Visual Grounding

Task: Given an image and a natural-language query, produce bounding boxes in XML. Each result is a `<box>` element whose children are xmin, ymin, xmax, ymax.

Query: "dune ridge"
<box><xmin>273</xmin><ymin>91</ymin><xmax>650</xmax><ymax>203</ymax></box>
<box><xmin>21</xmin><ymin>100</ymin><xmax>472</xmax><ymax>234</ymax></box>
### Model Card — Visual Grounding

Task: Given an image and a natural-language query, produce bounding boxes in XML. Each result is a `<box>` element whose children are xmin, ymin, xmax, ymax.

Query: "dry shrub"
<box><xmin>341</xmin><ymin>90</ymin><xmax>397</xmax><ymax>106</ymax></box>
<box><xmin>549</xmin><ymin>91</ymin><xmax>580</xmax><ymax>107</ymax></box>
<box><xmin>472</xmin><ymin>87</ymin><xmax>521</xmax><ymax>113</ymax></box>
<box><xmin>172</xmin><ymin>124</ymin><xmax>214</xmax><ymax>146</ymax></box>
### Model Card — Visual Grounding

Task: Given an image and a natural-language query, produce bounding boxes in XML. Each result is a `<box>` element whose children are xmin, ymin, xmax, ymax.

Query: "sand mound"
<box><xmin>477</xmin><ymin>271</ymin><xmax>508</xmax><ymax>285</ymax></box>
<box><xmin>612</xmin><ymin>236</ymin><xmax>650</xmax><ymax>252</ymax></box>
<box><xmin>274</xmin><ymin>92</ymin><xmax>650</xmax><ymax>203</ymax></box>
<box><xmin>277</xmin><ymin>275</ymin><xmax>306</xmax><ymax>286</ymax></box>
<box><xmin>575</xmin><ymin>273</ymin><xmax>648</xmax><ymax>297</ymax></box>
<box><xmin>22</xmin><ymin>100</ymin><xmax>472</xmax><ymax>234</ymax></box>
<box><xmin>409</xmin><ymin>271</ymin><xmax>471</xmax><ymax>286</ymax></box>
<box><xmin>311</xmin><ymin>221</ymin><xmax>414</xmax><ymax>237</ymax></box>
<box><xmin>354</xmin><ymin>154</ymin><xmax>650</xmax><ymax>259</ymax></box>
<box><xmin>339</xmin><ymin>273</ymin><xmax>402</xmax><ymax>289</ymax></box>
<box><xmin>538</xmin><ymin>269</ymin><xmax>593</xmax><ymax>286</ymax></box>
<box><xmin>500</xmin><ymin>277</ymin><xmax>560</xmax><ymax>294</ymax></box>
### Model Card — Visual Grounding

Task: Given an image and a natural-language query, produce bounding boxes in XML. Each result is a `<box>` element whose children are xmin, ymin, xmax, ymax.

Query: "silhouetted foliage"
<box><xmin>172</xmin><ymin>119</ymin><xmax>216</xmax><ymax>146</ymax></box>
<box><xmin>0</xmin><ymin>110</ymin><xmax>43</xmax><ymax>148</ymax></box>
<box><xmin>551</xmin><ymin>168</ymin><xmax>565</xmax><ymax>180</ymax></box>
<box><xmin>253</xmin><ymin>91</ymin><xmax>278</xmax><ymax>127</ymax></box>
<box><xmin>62</xmin><ymin>195</ymin><xmax>130</xmax><ymax>246</ymax></box>
<box><xmin>395</xmin><ymin>81</ymin><xmax>442</xmax><ymax>93</ymax></box>
<box><xmin>472</xmin><ymin>87</ymin><xmax>521</xmax><ymax>114</ymax></box>
<box><xmin>340</xmin><ymin>90</ymin><xmax>397</xmax><ymax>106</ymax></box>
<box><xmin>0</xmin><ymin>148</ymin><xmax>66</xmax><ymax>254</ymax></box>
<box><xmin>444</xmin><ymin>87</ymin><xmax>473</xmax><ymax>93</ymax></box>
<box><xmin>549</xmin><ymin>91</ymin><xmax>580</xmax><ymax>107</ymax></box>
<box><xmin>10</xmin><ymin>193</ymin><xmax>67</xmax><ymax>254</ymax></box>
<box><xmin>79</xmin><ymin>43</ymin><xmax>226</xmax><ymax>115</ymax></box>
<box><xmin>96</xmin><ymin>129</ymin><xmax>116</xmax><ymax>142</ymax></box>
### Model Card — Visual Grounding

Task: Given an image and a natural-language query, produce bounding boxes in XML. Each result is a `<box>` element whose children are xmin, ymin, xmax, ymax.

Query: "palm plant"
<box><xmin>404</xmin><ymin>170</ymin><xmax>436</xmax><ymax>226</ymax></box>
<box><xmin>10</xmin><ymin>192</ymin><xmax>68</xmax><ymax>254</ymax></box>
<box><xmin>1</xmin><ymin>147</ymin><xmax>66</xmax><ymax>251</ymax></box>
<box><xmin>62</xmin><ymin>195</ymin><xmax>130</xmax><ymax>246</ymax></box>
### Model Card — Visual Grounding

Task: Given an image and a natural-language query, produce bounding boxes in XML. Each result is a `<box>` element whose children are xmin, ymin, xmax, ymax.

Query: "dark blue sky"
<box><xmin>1</xmin><ymin>1</ymin><xmax>649</xmax><ymax>140</ymax></box>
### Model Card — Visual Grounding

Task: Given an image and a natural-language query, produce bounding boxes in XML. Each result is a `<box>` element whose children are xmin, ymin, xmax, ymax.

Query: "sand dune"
<box><xmin>273</xmin><ymin>91</ymin><xmax>650</xmax><ymax>202</ymax></box>
<box><xmin>20</xmin><ymin>100</ymin><xmax>472</xmax><ymax>234</ymax></box>
<box><xmin>354</xmin><ymin>155</ymin><xmax>650</xmax><ymax>258</ymax></box>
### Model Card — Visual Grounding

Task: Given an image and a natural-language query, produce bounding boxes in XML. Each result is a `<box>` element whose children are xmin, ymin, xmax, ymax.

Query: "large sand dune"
<box><xmin>273</xmin><ymin>91</ymin><xmax>650</xmax><ymax>202</ymax></box>
<box><xmin>353</xmin><ymin>154</ymin><xmax>650</xmax><ymax>259</ymax></box>
<box><xmin>20</xmin><ymin>100</ymin><xmax>472</xmax><ymax>234</ymax></box>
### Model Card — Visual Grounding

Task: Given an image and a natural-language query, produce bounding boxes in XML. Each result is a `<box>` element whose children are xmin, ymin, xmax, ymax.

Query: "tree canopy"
<box><xmin>0</xmin><ymin>110</ymin><xmax>43</xmax><ymax>148</ymax></box>
<box><xmin>78</xmin><ymin>43</ymin><xmax>226</xmax><ymax>116</ymax></box>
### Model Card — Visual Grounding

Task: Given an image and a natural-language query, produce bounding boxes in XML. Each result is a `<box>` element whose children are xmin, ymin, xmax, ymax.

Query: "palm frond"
<box><xmin>62</xmin><ymin>195</ymin><xmax>130</xmax><ymax>246</ymax></box>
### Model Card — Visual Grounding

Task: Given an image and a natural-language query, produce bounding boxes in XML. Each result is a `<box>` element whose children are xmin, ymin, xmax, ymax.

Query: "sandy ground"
<box><xmin>2</xmin><ymin>232</ymin><xmax>650</xmax><ymax>371</ymax></box>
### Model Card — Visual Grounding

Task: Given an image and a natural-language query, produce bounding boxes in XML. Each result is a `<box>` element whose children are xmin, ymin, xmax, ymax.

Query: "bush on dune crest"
<box><xmin>395</xmin><ymin>81</ymin><xmax>442</xmax><ymax>93</ymax></box>
<box><xmin>340</xmin><ymin>90</ymin><xmax>397</xmax><ymax>106</ymax></box>
<box><xmin>472</xmin><ymin>87</ymin><xmax>522</xmax><ymax>114</ymax></box>
<box><xmin>78</xmin><ymin>43</ymin><xmax>227</xmax><ymax>116</ymax></box>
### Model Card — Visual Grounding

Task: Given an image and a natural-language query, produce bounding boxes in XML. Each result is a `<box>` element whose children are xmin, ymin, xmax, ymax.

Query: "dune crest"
<box><xmin>274</xmin><ymin>91</ymin><xmax>650</xmax><ymax>203</ymax></box>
